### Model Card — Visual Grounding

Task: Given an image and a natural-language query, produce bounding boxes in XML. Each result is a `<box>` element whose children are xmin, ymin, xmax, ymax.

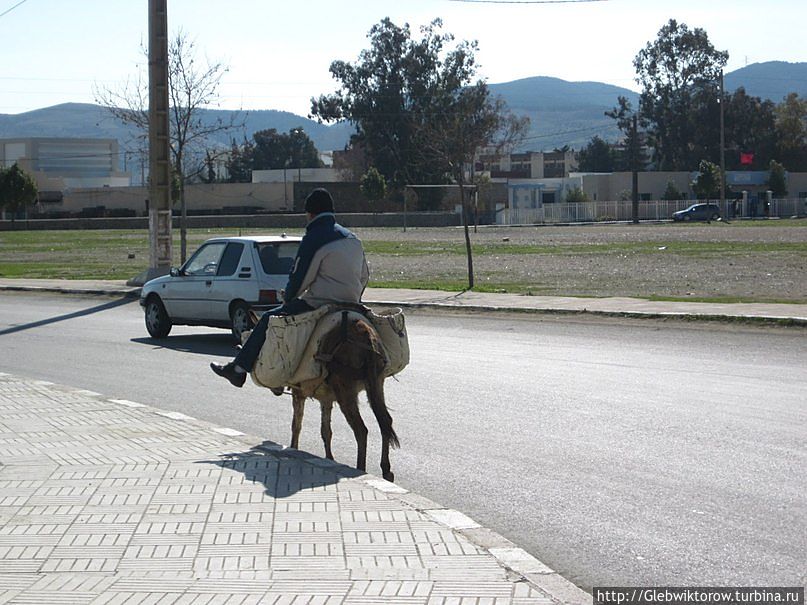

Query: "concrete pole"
<box><xmin>719</xmin><ymin>70</ymin><xmax>726</xmax><ymax>216</ymax></box>
<box><xmin>631</xmin><ymin>114</ymin><xmax>639</xmax><ymax>224</ymax></box>
<box><xmin>147</xmin><ymin>0</ymin><xmax>172</xmax><ymax>278</ymax></box>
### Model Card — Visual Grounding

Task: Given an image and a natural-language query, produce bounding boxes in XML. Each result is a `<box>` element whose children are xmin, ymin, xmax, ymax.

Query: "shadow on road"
<box><xmin>0</xmin><ymin>296</ymin><xmax>135</xmax><ymax>337</ymax></box>
<box><xmin>198</xmin><ymin>441</ymin><xmax>363</xmax><ymax>497</ymax></box>
<box><xmin>131</xmin><ymin>333</ymin><xmax>238</xmax><ymax>356</ymax></box>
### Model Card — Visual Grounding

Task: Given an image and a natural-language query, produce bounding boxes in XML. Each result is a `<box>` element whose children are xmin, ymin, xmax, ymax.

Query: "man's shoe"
<box><xmin>270</xmin><ymin>387</ymin><xmax>285</xmax><ymax>396</ymax></box>
<box><xmin>210</xmin><ymin>362</ymin><xmax>247</xmax><ymax>388</ymax></box>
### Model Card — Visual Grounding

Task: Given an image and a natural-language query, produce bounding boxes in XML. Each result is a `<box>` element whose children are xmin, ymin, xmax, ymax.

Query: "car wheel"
<box><xmin>145</xmin><ymin>296</ymin><xmax>172</xmax><ymax>339</ymax></box>
<box><xmin>683</xmin><ymin>214</ymin><xmax>691</xmax><ymax>222</ymax></box>
<box><xmin>710</xmin><ymin>212</ymin><xmax>720</xmax><ymax>221</ymax></box>
<box><xmin>230</xmin><ymin>302</ymin><xmax>254</xmax><ymax>342</ymax></box>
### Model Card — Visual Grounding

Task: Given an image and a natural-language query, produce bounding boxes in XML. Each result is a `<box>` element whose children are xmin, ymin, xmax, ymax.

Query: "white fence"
<box><xmin>498</xmin><ymin>198</ymin><xmax>807</xmax><ymax>225</ymax></box>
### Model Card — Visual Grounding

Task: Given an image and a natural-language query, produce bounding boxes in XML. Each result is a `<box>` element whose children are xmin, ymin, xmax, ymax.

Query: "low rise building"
<box><xmin>1</xmin><ymin>138</ymin><xmax>130</xmax><ymax>187</ymax></box>
<box><xmin>476</xmin><ymin>150</ymin><xmax>579</xmax><ymax>179</ymax></box>
<box><xmin>0</xmin><ymin>137</ymin><xmax>130</xmax><ymax>207</ymax></box>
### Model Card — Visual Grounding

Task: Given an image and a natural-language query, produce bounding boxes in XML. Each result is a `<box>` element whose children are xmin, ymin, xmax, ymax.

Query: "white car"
<box><xmin>139</xmin><ymin>234</ymin><xmax>301</xmax><ymax>340</ymax></box>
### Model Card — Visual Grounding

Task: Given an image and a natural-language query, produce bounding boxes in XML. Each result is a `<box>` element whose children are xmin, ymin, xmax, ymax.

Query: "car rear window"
<box><xmin>257</xmin><ymin>242</ymin><xmax>299</xmax><ymax>275</ymax></box>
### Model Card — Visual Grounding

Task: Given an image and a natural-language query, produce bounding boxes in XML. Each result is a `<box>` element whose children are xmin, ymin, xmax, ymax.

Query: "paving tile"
<box><xmin>0</xmin><ymin>374</ymin><xmax>564</xmax><ymax>605</ymax></box>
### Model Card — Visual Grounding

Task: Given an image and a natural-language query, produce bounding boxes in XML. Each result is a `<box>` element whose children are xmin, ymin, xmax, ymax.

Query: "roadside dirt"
<box><xmin>355</xmin><ymin>222</ymin><xmax>807</xmax><ymax>302</ymax></box>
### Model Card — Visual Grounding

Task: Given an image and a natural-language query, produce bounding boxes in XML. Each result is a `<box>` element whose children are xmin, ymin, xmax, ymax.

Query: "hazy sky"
<box><xmin>2</xmin><ymin>0</ymin><xmax>805</xmax><ymax>116</ymax></box>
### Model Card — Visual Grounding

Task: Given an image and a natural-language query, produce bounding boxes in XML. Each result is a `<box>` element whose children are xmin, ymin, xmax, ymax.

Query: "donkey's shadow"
<box><xmin>198</xmin><ymin>440</ymin><xmax>364</xmax><ymax>499</ymax></box>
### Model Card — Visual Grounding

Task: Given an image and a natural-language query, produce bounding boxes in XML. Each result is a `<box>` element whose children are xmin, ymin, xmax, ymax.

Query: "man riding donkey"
<box><xmin>210</xmin><ymin>188</ymin><xmax>369</xmax><ymax>391</ymax></box>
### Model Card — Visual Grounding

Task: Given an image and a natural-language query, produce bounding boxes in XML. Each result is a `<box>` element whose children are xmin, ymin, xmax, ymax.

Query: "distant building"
<box><xmin>476</xmin><ymin>150</ymin><xmax>579</xmax><ymax>179</ymax></box>
<box><xmin>251</xmin><ymin>167</ymin><xmax>342</xmax><ymax>184</ymax></box>
<box><xmin>0</xmin><ymin>138</ymin><xmax>130</xmax><ymax>201</ymax></box>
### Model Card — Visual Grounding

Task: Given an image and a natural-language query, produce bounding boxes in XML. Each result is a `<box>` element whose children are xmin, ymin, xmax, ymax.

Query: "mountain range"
<box><xmin>1</xmin><ymin>61</ymin><xmax>804</xmax><ymax>160</ymax></box>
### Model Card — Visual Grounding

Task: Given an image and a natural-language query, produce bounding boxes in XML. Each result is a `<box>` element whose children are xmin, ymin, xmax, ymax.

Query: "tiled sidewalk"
<box><xmin>0</xmin><ymin>372</ymin><xmax>581</xmax><ymax>604</ymax></box>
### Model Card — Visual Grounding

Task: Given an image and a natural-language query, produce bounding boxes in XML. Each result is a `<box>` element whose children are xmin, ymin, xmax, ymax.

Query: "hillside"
<box><xmin>723</xmin><ymin>61</ymin><xmax>807</xmax><ymax>102</ymax></box>
<box><xmin>488</xmin><ymin>76</ymin><xmax>639</xmax><ymax>149</ymax></box>
<box><xmin>1</xmin><ymin>62</ymin><xmax>804</xmax><ymax>156</ymax></box>
<box><xmin>0</xmin><ymin>103</ymin><xmax>353</xmax><ymax>158</ymax></box>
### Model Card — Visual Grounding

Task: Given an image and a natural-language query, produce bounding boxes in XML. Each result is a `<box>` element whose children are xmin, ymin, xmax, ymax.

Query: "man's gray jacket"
<box><xmin>282</xmin><ymin>212</ymin><xmax>369</xmax><ymax>309</ymax></box>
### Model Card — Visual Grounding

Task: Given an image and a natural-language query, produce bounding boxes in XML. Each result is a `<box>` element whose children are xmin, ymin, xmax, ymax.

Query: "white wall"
<box><xmin>252</xmin><ymin>168</ymin><xmax>341</xmax><ymax>184</ymax></box>
<box><xmin>2</xmin><ymin>142</ymin><xmax>27</xmax><ymax>165</ymax></box>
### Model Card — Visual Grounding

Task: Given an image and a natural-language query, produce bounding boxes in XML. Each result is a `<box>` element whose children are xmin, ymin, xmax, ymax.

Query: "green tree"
<box><xmin>662</xmin><ymin>180</ymin><xmax>684</xmax><ymax>201</ymax></box>
<box><xmin>723</xmin><ymin>88</ymin><xmax>777</xmax><ymax>170</ymax></box>
<box><xmin>360</xmin><ymin>167</ymin><xmax>387</xmax><ymax>205</ymax></box>
<box><xmin>226</xmin><ymin>138</ymin><xmax>254</xmax><ymax>183</ymax></box>
<box><xmin>564</xmin><ymin>186</ymin><xmax>590</xmax><ymax>203</ymax></box>
<box><xmin>774</xmin><ymin>93</ymin><xmax>807</xmax><ymax>171</ymax></box>
<box><xmin>634</xmin><ymin>19</ymin><xmax>728</xmax><ymax>170</ymax></box>
<box><xmin>201</xmin><ymin>151</ymin><xmax>217</xmax><ymax>184</ymax></box>
<box><xmin>312</xmin><ymin>17</ymin><xmax>528</xmax><ymax>289</ymax></box>
<box><xmin>251</xmin><ymin>129</ymin><xmax>290</xmax><ymax>170</ymax></box>
<box><xmin>311</xmin><ymin>18</ymin><xmax>479</xmax><ymax>191</ymax></box>
<box><xmin>767</xmin><ymin>160</ymin><xmax>787</xmax><ymax>198</ymax></box>
<box><xmin>578</xmin><ymin>136</ymin><xmax>615</xmax><ymax>172</ymax></box>
<box><xmin>251</xmin><ymin>127</ymin><xmax>322</xmax><ymax>171</ymax></box>
<box><xmin>0</xmin><ymin>164</ymin><xmax>38</xmax><ymax>221</ymax></box>
<box><xmin>605</xmin><ymin>96</ymin><xmax>647</xmax><ymax>171</ymax></box>
<box><xmin>288</xmin><ymin>127</ymin><xmax>322</xmax><ymax>170</ymax></box>
<box><xmin>692</xmin><ymin>160</ymin><xmax>721</xmax><ymax>199</ymax></box>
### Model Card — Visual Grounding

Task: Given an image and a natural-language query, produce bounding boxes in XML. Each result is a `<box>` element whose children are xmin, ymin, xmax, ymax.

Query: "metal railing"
<box><xmin>499</xmin><ymin>198</ymin><xmax>807</xmax><ymax>225</ymax></box>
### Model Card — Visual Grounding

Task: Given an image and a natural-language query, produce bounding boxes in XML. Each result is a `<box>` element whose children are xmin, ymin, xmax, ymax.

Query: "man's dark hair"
<box><xmin>304</xmin><ymin>188</ymin><xmax>335</xmax><ymax>215</ymax></box>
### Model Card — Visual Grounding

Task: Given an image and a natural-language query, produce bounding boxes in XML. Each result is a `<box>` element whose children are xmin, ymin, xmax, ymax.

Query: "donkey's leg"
<box><xmin>379</xmin><ymin>435</ymin><xmax>394</xmax><ymax>483</ymax></box>
<box><xmin>290</xmin><ymin>389</ymin><xmax>305</xmax><ymax>449</ymax></box>
<box><xmin>334</xmin><ymin>387</ymin><xmax>367</xmax><ymax>472</ymax></box>
<box><xmin>366</xmin><ymin>371</ymin><xmax>398</xmax><ymax>482</ymax></box>
<box><xmin>320</xmin><ymin>401</ymin><xmax>334</xmax><ymax>460</ymax></box>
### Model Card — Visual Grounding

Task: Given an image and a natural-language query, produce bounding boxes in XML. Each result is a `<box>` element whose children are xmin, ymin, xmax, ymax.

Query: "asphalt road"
<box><xmin>0</xmin><ymin>291</ymin><xmax>804</xmax><ymax>590</ymax></box>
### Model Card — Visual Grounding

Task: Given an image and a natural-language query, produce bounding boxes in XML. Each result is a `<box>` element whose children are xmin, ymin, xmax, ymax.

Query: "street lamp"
<box><xmin>290</xmin><ymin>127</ymin><xmax>304</xmax><ymax>184</ymax></box>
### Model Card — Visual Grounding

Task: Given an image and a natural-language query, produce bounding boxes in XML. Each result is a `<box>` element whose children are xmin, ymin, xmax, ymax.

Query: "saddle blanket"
<box><xmin>250</xmin><ymin>305</ymin><xmax>409</xmax><ymax>390</ymax></box>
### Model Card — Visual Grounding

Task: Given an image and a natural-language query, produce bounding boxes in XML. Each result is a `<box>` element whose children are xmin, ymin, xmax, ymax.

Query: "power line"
<box><xmin>0</xmin><ymin>0</ymin><xmax>29</xmax><ymax>19</ymax></box>
<box><xmin>449</xmin><ymin>0</ymin><xmax>607</xmax><ymax>4</ymax></box>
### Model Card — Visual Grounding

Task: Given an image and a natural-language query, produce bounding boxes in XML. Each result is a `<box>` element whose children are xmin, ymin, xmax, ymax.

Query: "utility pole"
<box><xmin>146</xmin><ymin>0</ymin><xmax>172</xmax><ymax>280</ymax></box>
<box><xmin>631</xmin><ymin>114</ymin><xmax>639</xmax><ymax>224</ymax></box>
<box><xmin>719</xmin><ymin>69</ymin><xmax>726</xmax><ymax>215</ymax></box>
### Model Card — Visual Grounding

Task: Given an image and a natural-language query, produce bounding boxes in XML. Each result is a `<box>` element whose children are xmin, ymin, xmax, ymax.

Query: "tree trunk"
<box><xmin>180</xmin><ymin>181</ymin><xmax>187</xmax><ymax>263</ymax></box>
<box><xmin>458</xmin><ymin>179</ymin><xmax>474</xmax><ymax>290</ymax></box>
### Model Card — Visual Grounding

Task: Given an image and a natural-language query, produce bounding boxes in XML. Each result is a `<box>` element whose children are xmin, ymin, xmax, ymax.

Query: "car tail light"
<box><xmin>259</xmin><ymin>289</ymin><xmax>278</xmax><ymax>304</ymax></box>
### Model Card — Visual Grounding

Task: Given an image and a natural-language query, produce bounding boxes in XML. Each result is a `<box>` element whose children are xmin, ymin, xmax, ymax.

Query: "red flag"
<box><xmin>740</xmin><ymin>152</ymin><xmax>754</xmax><ymax>166</ymax></box>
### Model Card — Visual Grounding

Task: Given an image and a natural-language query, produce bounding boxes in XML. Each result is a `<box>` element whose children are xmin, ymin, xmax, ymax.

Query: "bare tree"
<box><xmin>95</xmin><ymin>30</ymin><xmax>244</xmax><ymax>262</ymax></box>
<box><xmin>423</xmin><ymin>88</ymin><xmax>528</xmax><ymax>289</ymax></box>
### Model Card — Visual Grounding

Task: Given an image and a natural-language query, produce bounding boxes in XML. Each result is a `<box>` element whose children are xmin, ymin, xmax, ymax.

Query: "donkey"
<box><xmin>286</xmin><ymin>312</ymin><xmax>400</xmax><ymax>482</ymax></box>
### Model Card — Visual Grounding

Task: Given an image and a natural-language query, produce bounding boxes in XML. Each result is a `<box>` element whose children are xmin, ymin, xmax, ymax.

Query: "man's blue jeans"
<box><xmin>234</xmin><ymin>298</ymin><xmax>314</xmax><ymax>371</ymax></box>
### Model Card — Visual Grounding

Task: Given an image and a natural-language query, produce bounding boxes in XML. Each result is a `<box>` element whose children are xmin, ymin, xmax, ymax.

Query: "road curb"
<box><xmin>2</xmin><ymin>371</ymin><xmax>589</xmax><ymax>605</ymax></box>
<box><xmin>0</xmin><ymin>284</ymin><xmax>141</xmax><ymax>298</ymax></box>
<box><xmin>364</xmin><ymin>298</ymin><xmax>807</xmax><ymax>327</ymax></box>
<box><xmin>3</xmin><ymin>283</ymin><xmax>805</xmax><ymax>326</ymax></box>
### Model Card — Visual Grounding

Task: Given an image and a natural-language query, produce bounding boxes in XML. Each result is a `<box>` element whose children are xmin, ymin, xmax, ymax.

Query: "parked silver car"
<box><xmin>139</xmin><ymin>235</ymin><xmax>301</xmax><ymax>340</ymax></box>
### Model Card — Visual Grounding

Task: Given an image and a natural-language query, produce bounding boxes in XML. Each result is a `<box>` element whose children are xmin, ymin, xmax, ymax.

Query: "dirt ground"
<box><xmin>355</xmin><ymin>221</ymin><xmax>807</xmax><ymax>302</ymax></box>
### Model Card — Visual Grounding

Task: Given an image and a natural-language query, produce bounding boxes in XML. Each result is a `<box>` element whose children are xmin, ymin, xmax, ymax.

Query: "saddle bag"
<box><xmin>250</xmin><ymin>305</ymin><xmax>331</xmax><ymax>389</ymax></box>
<box><xmin>250</xmin><ymin>305</ymin><xmax>410</xmax><ymax>390</ymax></box>
<box><xmin>365</xmin><ymin>307</ymin><xmax>409</xmax><ymax>378</ymax></box>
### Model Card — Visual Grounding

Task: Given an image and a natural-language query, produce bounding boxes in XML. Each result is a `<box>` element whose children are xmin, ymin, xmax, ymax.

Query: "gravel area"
<box><xmin>354</xmin><ymin>222</ymin><xmax>807</xmax><ymax>302</ymax></box>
